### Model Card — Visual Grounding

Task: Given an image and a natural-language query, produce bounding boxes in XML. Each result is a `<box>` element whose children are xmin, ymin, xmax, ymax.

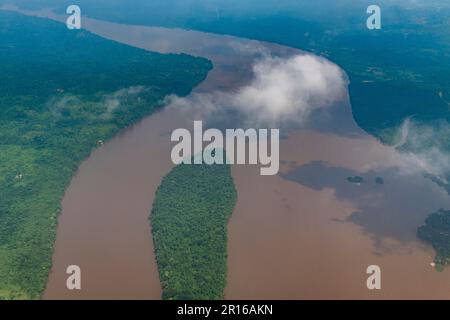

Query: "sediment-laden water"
<box><xmin>8</xmin><ymin>7</ymin><xmax>450</xmax><ymax>299</ymax></box>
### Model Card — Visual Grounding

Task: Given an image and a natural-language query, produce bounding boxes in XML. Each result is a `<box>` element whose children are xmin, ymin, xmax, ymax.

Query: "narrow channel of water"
<box><xmin>17</xmin><ymin>9</ymin><xmax>297</xmax><ymax>299</ymax></box>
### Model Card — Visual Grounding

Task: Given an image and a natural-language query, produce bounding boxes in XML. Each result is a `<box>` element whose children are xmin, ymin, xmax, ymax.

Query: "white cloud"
<box><xmin>167</xmin><ymin>53</ymin><xmax>348</xmax><ymax>128</ymax></box>
<box><xmin>100</xmin><ymin>86</ymin><xmax>146</xmax><ymax>120</ymax></box>
<box><xmin>47</xmin><ymin>94</ymin><xmax>81</xmax><ymax>119</ymax></box>
<box><xmin>47</xmin><ymin>86</ymin><xmax>147</xmax><ymax>121</ymax></box>
<box><xmin>394</xmin><ymin>119</ymin><xmax>450</xmax><ymax>181</ymax></box>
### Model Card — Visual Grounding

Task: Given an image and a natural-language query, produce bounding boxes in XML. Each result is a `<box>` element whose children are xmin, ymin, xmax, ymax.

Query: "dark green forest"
<box><xmin>11</xmin><ymin>1</ymin><xmax>450</xmax><ymax>185</ymax></box>
<box><xmin>0</xmin><ymin>11</ymin><xmax>211</xmax><ymax>299</ymax></box>
<box><xmin>346</xmin><ymin>176</ymin><xmax>364</xmax><ymax>184</ymax></box>
<box><xmin>417</xmin><ymin>209</ymin><xmax>450</xmax><ymax>271</ymax></box>
<box><xmin>3</xmin><ymin>0</ymin><xmax>450</xmax><ymax>295</ymax></box>
<box><xmin>151</xmin><ymin>162</ymin><xmax>237</xmax><ymax>300</ymax></box>
<box><xmin>36</xmin><ymin>0</ymin><xmax>450</xmax><ymax>264</ymax></box>
<box><xmin>7</xmin><ymin>1</ymin><xmax>450</xmax><ymax>142</ymax></box>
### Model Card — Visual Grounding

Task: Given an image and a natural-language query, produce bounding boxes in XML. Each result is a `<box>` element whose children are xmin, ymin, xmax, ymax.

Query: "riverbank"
<box><xmin>11</xmin><ymin>7</ymin><xmax>450</xmax><ymax>299</ymax></box>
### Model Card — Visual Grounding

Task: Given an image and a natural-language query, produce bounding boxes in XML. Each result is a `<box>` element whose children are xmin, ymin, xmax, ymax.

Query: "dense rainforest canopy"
<box><xmin>3</xmin><ymin>0</ymin><xmax>450</xmax><ymax>293</ymax></box>
<box><xmin>0</xmin><ymin>11</ymin><xmax>211</xmax><ymax>299</ymax></box>
<box><xmin>417</xmin><ymin>209</ymin><xmax>450</xmax><ymax>271</ymax></box>
<box><xmin>10</xmin><ymin>0</ymin><xmax>450</xmax><ymax>186</ymax></box>
<box><xmin>5</xmin><ymin>1</ymin><xmax>450</xmax><ymax>140</ymax></box>
<box><xmin>151</xmin><ymin>161</ymin><xmax>237</xmax><ymax>300</ymax></box>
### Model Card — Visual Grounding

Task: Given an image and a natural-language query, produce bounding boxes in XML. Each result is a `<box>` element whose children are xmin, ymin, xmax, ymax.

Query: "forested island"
<box><xmin>0</xmin><ymin>11</ymin><xmax>211</xmax><ymax>299</ymax></box>
<box><xmin>417</xmin><ymin>209</ymin><xmax>450</xmax><ymax>271</ymax></box>
<box><xmin>3</xmin><ymin>0</ymin><xmax>450</xmax><ymax>298</ymax></box>
<box><xmin>151</xmin><ymin>161</ymin><xmax>237</xmax><ymax>300</ymax></box>
<box><xmin>347</xmin><ymin>176</ymin><xmax>364</xmax><ymax>184</ymax></box>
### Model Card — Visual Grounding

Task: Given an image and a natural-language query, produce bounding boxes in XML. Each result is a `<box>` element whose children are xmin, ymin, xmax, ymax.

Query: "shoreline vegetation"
<box><xmin>0</xmin><ymin>11</ymin><xmax>212</xmax><ymax>299</ymax></box>
<box><xmin>16</xmin><ymin>4</ymin><xmax>450</xmax><ymax>267</ymax></box>
<box><xmin>151</xmin><ymin>161</ymin><xmax>237</xmax><ymax>300</ymax></box>
<box><xmin>2</xmin><ymin>1</ymin><xmax>450</xmax><ymax>297</ymax></box>
<box><xmin>26</xmin><ymin>1</ymin><xmax>450</xmax><ymax>143</ymax></box>
<box><xmin>417</xmin><ymin>209</ymin><xmax>450</xmax><ymax>272</ymax></box>
<box><xmin>346</xmin><ymin>176</ymin><xmax>364</xmax><ymax>184</ymax></box>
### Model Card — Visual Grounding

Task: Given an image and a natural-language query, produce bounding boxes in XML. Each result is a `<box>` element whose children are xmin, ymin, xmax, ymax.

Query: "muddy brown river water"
<box><xmin>6</xmin><ymin>7</ymin><xmax>450</xmax><ymax>299</ymax></box>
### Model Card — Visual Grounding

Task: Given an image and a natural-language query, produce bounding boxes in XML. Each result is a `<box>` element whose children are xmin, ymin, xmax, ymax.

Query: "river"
<box><xmin>6</xmin><ymin>6</ymin><xmax>450</xmax><ymax>299</ymax></box>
